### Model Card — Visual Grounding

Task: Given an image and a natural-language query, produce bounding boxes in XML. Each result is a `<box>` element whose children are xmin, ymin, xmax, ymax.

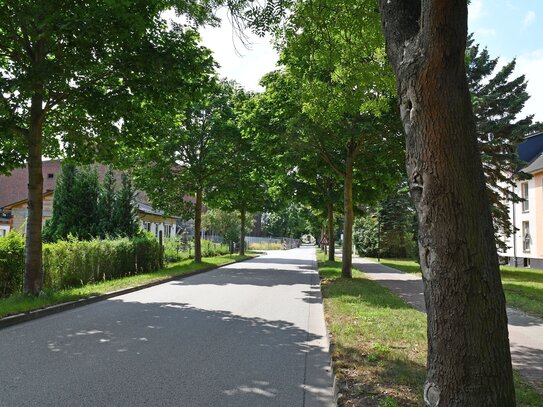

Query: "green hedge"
<box><xmin>0</xmin><ymin>232</ymin><xmax>25</xmax><ymax>296</ymax></box>
<box><xmin>164</xmin><ymin>239</ymin><xmax>229</xmax><ymax>262</ymax></box>
<box><xmin>0</xmin><ymin>233</ymin><xmax>162</xmax><ymax>296</ymax></box>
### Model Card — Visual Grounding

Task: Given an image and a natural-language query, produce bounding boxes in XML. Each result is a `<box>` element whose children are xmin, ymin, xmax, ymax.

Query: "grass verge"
<box><xmin>368</xmin><ymin>257</ymin><xmax>543</xmax><ymax>319</ymax></box>
<box><xmin>319</xmin><ymin>251</ymin><xmax>542</xmax><ymax>406</ymax></box>
<box><xmin>0</xmin><ymin>254</ymin><xmax>255</xmax><ymax>319</ymax></box>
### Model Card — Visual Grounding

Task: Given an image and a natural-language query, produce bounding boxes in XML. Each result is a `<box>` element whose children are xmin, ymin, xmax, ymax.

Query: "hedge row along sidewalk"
<box><xmin>0</xmin><ymin>254</ymin><xmax>256</xmax><ymax>327</ymax></box>
<box><xmin>316</xmin><ymin>251</ymin><xmax>543</xmax><ymax>407</ymax></box>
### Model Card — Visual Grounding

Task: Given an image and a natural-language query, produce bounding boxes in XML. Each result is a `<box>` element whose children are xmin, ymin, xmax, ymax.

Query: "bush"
<box><xmin>0</xmin><ymin>232</ymin><xmax>25</xmax><ymax>297</ymax></box>
<box><xmin>248</xmin><ymin>242</ymin><xmax>282</xmax><ymax>250</ymax></box>
<box><xmin>43</xmin><ymin>233</ymin><xmax>162</xmax><ymax>290</ymax></box>
<box><xmin>164</xmin><ymin>238</ymin><xmax>230</xmax><ymax>262</ymax></box>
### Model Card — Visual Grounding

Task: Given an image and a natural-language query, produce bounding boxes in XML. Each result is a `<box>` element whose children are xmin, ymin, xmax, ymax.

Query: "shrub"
<box><xmin>248</xmin><ymin>242</ymin><xmax>282</xmax><ymax>250</ymax></box>
<box><xmin>0</xmin><ymin>232</ymin><xmax>25</xmax><ymax>297</ymax></box>
<box><xmin>164</xmin><ymin>238</ymin><xmax>229</xmax><ymax>262</ymax></box>
<box><xmin>43</xmin><ymin>233</ymin><xmax>161</xmax><ymax>290</ymax></box>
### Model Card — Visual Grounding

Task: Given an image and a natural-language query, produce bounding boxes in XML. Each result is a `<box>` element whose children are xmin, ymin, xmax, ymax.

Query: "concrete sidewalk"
<box><xmin>352</xmin><ymin>256</ymin><xmax>543</xmax><ymax>391</ymax></box>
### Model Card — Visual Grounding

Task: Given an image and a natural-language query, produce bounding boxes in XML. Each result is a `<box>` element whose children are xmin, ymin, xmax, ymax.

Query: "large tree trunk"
<box><xmin>239</xmin><ymin>207</ymin><xmax>246</xmax><ymax>256</ymax></box>
<box><xmin>342</xmin><ymin>156</ymin><xmax>353</xmax><ymax>278</ymax></box>
<box><xmin>194</xmin><ymin>189</ymin><xmax>202</xmax><ymax>263</ymax></box>
<box><xmin>24</xmin><ymin>93</ymin><xmax>45</xmax><ymax>296</ymax></box>
<box><xmin>379</xmin><ymin>1</ymin><xmax>515</xmax><ymax>405</ymax></box>
<box><xmin>327</xmin><ymin>202</ymin><xmax>335</xmax><ymax>262</ymax></box>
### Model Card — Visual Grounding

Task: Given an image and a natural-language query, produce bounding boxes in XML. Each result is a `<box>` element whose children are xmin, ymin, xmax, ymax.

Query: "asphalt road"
<box><xmin>0</xmin><ymin>247</ymin><xmax>334</xmax><ymax>407</ymax></box>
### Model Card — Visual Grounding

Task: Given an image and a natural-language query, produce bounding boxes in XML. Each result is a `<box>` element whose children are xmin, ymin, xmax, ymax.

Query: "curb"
<box><xmin>311</xmin><ymin>251</ymin><xmax>339</xmax><ymax>407</ymax></box>
<box><xmin>0</xmin><ymin>255</ymin><xmax>256</xmax><ymax>331</ymax></box>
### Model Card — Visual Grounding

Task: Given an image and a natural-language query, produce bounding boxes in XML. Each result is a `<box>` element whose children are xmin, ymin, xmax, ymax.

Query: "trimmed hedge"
<box><xmin>43</xmin><ymin>234</ymin><xmax>162</xmax><ymax>290</ymax></box>
<box><xmin>0</xmin><ymin>233</ymin><xmax>162</xmax><ymax>296</ymax></box>
<box><xmin>0</xmin><ymin>232</ymin><xmax>25</xmax><ymax>296</ymax></box>
<box><xmin>164</xmin><ymin>239</ymin><xmax>229</xmax><ymax>262</ymax></box>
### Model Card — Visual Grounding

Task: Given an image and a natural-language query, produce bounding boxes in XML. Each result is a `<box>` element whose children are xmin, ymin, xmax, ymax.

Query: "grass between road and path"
<box><xmin>0</xmin><ymin>254</ymin><xmax>255</xmax><ymax>320</ymax></box>
<box><xmin>318</xmin><ymin>251</ymin><xmax>543</xmax><ymax>407</ymax></box>
<box><xmin>369</xmin><ymin>258</ymin><xmax>543</xmax><ymax>319</ymax></box>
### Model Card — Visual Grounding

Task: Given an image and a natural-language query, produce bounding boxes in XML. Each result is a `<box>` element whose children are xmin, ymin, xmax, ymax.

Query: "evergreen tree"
<box><xmin>466</xmin><ymin>36</ymin><xmax>540</xmax><ymax>251</ymax></box>
<box><xmin>43</xmin><ymin>165</ymin><xmax>100</xmax><ymax>240</ymax></box>
<box><xmin>97</xmin><ymin>167</ymin><xmax>117</xmax><ymax>238</ymax></box>
<box><xmin>113</xmin><ymin>174</ymin><xmax>139</xmax><ymax>238</ymax></box>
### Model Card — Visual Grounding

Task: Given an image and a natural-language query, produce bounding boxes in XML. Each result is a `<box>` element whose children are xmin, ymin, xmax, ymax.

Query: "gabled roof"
<box><xmin>522</xmin><ymin>152</ymin><xmax>543</xmax><ymax>174</ymax></box>
<box><xmin>2</xmin><ymin>191</ymin><xmax>54</xmax><ymax>210</ymax></box>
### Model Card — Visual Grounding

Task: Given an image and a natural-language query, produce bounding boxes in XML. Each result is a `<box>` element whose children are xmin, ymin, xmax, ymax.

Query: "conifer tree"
<box><xmin>97</xmin><ymin>167</ymin><xmax>117</xmax><ymax>238</ymax></box>
<box><xmin>113</xmin><ymin>174</ymin><xmax>139</xmax><ymax>238</ymax></box>
<box><xmin>466</xmin><ymin>36</ymin><xmax>540</xmax><ymax>251</ymax></box>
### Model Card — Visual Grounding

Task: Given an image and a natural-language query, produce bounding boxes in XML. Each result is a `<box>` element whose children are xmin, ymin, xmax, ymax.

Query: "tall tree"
<box><xmin>112</xmin><ymin>174</ymin><xmax>139</xmax><ymax>238</ymax></box>
<box><xmin>466</xmin><ymin>37</ymin><xmax>539</xmax><ymax>251</ymax></box>
<box><xmin>133</xmin><ymin>80</ymin><xmax>238</xmax><ymax>262</ymax></box>
<box><xmin>272</xmin><ymin>0</ymin><xmax>404</xmax><ymax>277</ymax></box>
<box><xmin>378</xmin><ymin>1</ymin><xmax>515</xmax><ymax>404</ymax></box>
<box><xmin>97</xmin><ymin>167</ymin><xmax>117</xmax><ymax>238</ymax></box>
<box><xmin>0</xmin><ymin>1</ymin><xmax>216</xmax><ymax>294</ymax></box>
<box><xmin>207</xmin><ymin>90</ymin><xmax>274</xmax><ymax>255</ymax></box>
<box><xmin>42</xmin><ymin>165</ymin><xmax>101</xmax><ymax>241</ymax></box>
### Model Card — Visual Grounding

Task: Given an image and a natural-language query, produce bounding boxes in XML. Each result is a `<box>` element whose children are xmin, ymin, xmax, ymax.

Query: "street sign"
<box><xmin>320</xmin><ymin>235</ymin><xmax>329</xmax><ymax>245</ymax></box>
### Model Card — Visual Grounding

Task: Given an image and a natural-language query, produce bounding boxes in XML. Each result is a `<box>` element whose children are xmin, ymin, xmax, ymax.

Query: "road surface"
<box><xmin>0</xmin><ymin>247</ymin><xmax>334</xmax><ymax>406</ymax></box>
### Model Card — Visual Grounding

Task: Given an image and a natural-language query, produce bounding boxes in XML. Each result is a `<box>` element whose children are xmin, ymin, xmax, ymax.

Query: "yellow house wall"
<box><xmin>8</xmin><ymin>194</ymin><xmax>53</xmax><ymax>234</ymax></box>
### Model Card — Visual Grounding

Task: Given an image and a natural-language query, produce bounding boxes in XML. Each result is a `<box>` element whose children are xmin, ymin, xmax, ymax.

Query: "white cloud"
<box><xmin>523</xmin><ymin>11</ymin><xmax>536</xmax><ymax>27</ymax></box>
<box><xmin>515</xmin><ymin>50</ymin><xmax>543</xmax><ymax>122</ymax></box>
<box><xmin>469</xmin><ymin>0</ymin><xmax>484</xmax><ymax>22</ymax></box>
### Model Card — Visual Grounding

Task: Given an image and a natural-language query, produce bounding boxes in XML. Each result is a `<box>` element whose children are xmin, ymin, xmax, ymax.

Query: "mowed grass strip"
<box><xmin>368</xmin><ymin>257</ymin><xmax>543</xmax><ymax>319</ymax></box>
<box><xmin>0</xmin><ymin>254</ymin><xmax>255</xmax><ymax>319</ymax></box>
<box><xmin>318</xmin><ymin>252</ymin><xmax>543</xmax><ymax>406</ymax></box>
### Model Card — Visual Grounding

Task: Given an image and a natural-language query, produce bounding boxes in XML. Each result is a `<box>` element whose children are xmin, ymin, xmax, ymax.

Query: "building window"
<box><xmin>144</xmin><ymin>222</ymin><xmax>151</xmax><ymax>232</ymax></box>
<box><xmin>521</xmin><ymin>182</ymin><xmax>529</xmax><ymax>212</ymax></box>
<box><xmin>524</xmin><ymin>258</ymin><xmax>531</xmax><ymax>268</ymax></box>
<box><xmin>47</xmin><ymin>173</ymin><xmax>54</xmax><ymax>179</ymax></box>
<box><xmin>522</xmin><ymin>221</ymin><xmax>531</xmax><ymax>252</ymax></box>
<box><xmin>165</xmin><ymin>224</ymin><xmax>171</xmax><ymax>238</ymax></box>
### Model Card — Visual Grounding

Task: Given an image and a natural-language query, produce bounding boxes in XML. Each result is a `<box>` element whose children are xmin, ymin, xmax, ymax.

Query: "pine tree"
<box><xmin>113</xmin><ymin>174</ymin><xmax>139</xmax><ymax>238</ymax></box>
<box><xmin>466</xmin><ymin>36</ymin><xmax>539</xmax><ymax>251</ymax></box>
<box><xmin>43</xmin><ymin>165</ymin><xmax>100</xmax><ymax>240</ymax></box>
<box><xmin>97</xmin><ymin>167</ymin><xmax>117</xmax><ymax>238</ymax></box>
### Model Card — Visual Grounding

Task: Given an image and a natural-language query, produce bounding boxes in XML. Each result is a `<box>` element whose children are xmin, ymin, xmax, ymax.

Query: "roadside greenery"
<box><xmin>43</xmin><ymin>165</ymin><xmax>139</xmax><ymax>242</ymax></box>
<box><xmin>1</xmin><ymin>232</ymin><xmax>161</xmax><ymax>296</ymax></box>
<box><xmin>367</xmin><ymin>257</ymin><xmax>543</xmax><ymax>319</ymax></box>
<box><xmin>0</xmin><ymin>254</ymin><xmax>254</xmax><ymax>319</ymax></box>
<box><xmin>317</xmin><ymin>251</ymin><xmax>543</xmax><ymax>406</ymax></box>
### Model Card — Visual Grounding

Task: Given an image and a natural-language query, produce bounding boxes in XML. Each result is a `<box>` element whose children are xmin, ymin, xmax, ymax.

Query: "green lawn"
<box><xmin>0</xmin><ymin>254</ymin><xmax>254</xmax><ymax>319</ymax></box>
<box><xmin>319</xmin><ymin>251</ymin><xmax>542</xmax><ymax>406</ymax></box>
<box><xmin>368</xmin><ymin>257</ymin><xmax>543</xmax><ymax>319</ymax></box>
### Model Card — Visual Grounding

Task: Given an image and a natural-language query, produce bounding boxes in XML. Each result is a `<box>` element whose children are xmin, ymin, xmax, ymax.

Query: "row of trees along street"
<box><xmin>0</xmin><ymin>0</ymin><xmax>537</xmax><ymax>404</ymax></box>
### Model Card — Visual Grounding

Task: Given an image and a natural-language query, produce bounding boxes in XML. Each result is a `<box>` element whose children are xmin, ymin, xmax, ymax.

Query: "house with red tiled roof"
<box><xmin>0</xmin><ymin>160</ymin><xmax>179</xmax><ymax>240</ymax></box>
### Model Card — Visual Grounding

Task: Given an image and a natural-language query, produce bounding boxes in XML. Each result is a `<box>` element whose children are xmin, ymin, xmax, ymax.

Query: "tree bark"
<box><xmin>240</xmin><ymin>207</ymin><xmax>246</xmax><ymax>256</ymax></box>
<box><xmin>327</xmin><ymin>202</ymin><xmax>335</xmax><ymax>262</ymax></box>
<box><xmin>342</xmin><ymin>156</ymin><xmax>353</xmax><ymax>278</ymax></box>
<box><xmin>379</xmin><ymin>1</ymin><xmax>515</xmax><ymax>405</ymax></box>
<box><xmin>24</xmin><ymin>93</ymin><xmax>45</xmax><ymax>295</ymax></box>
<box><xmin>194</xmin><ymin>189</ymin><xmax>202</xmax><ymax>263</ymax></box>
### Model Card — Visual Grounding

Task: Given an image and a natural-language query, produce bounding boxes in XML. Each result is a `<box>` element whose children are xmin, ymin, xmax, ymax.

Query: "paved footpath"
<box><xmin>352</xmin><ymin>256</ymin><xmax>543</xmax><ymax>391</ymax></box>
<box><xmin>0</xmin><ymin>247</ymin><xmax>334</xmax><ymax>407</ymax></box>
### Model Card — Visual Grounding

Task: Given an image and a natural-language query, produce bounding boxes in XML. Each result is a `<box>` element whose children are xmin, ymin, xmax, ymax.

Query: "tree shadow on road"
<box><xmin>1</xmin><ymin>298</ymin><xmax>333</xmax><ymax>407</ymax></box>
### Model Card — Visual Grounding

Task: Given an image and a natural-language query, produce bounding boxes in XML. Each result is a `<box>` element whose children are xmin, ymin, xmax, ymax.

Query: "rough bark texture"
<box><xmin>240</xmin><ymin>207</ymin><xmax>246</xmax><ymax>256</ymax></box>
<box><xmin>24</xmin><ymin>94</ymin><xmax>45</xmax><ymax>295</ymax></box>
<box><xmin>342</xmin><ymin>157</ymin><xmax>353</xmax><ymax>278</ymax></box>
<box><xmin>194</xmin><ymin>189</ymin><xmax>203</xmax><ymax>263</ymax></box>
<box><xmin>379</xmin><ymin>1</ymin><xmax>515</xmax><ymax>405</ymax></box>
<box><xmin>327</xmin><ymin>202</ymin><xmax>335</xmax><ymax>262</ymax></box>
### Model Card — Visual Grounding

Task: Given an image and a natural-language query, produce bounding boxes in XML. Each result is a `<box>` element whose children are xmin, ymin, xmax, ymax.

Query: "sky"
<box><xmin>194</xmin><ymin>2</ymin><xmax>543</xmax><ymax>121</ymax></box>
